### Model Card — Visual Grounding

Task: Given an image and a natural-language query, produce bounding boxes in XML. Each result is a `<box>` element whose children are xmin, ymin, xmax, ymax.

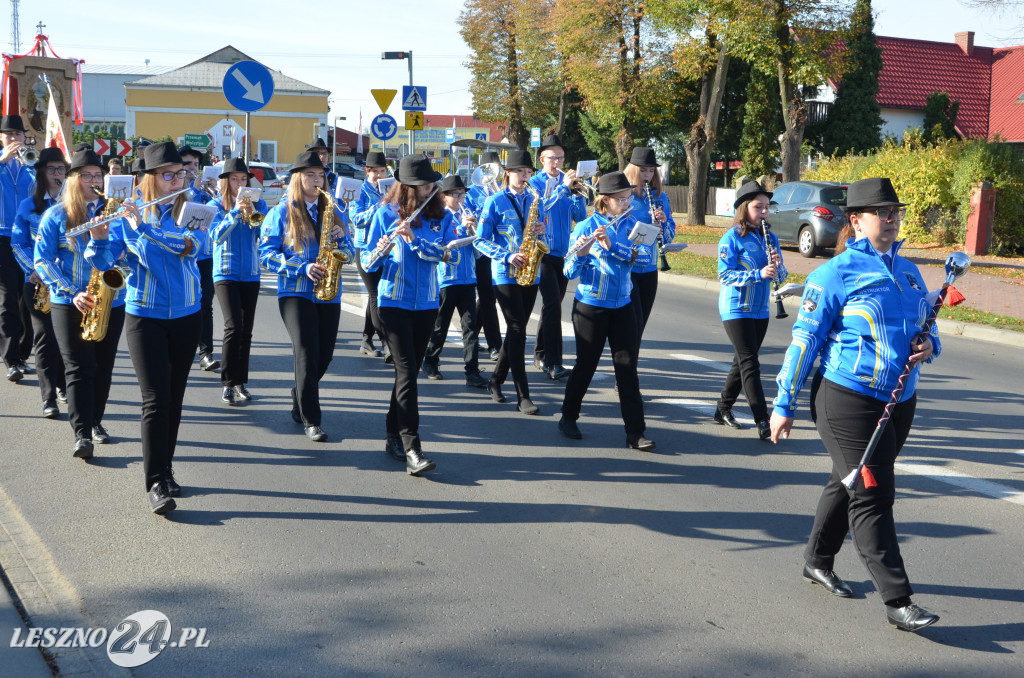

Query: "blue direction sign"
<box><xmin>401</xmin><ymin>86</ymin><xmax>427</xmax><ymax>111</ymax></box>
<box><xmin>223</xmin><ymin>60</ymin><xmax>274</xmax><ymax>112</ymax></box>
<box><xmin>371</xmin><ymin>114</ymin><xmax>398</xmax><ymax>141</ymax></box>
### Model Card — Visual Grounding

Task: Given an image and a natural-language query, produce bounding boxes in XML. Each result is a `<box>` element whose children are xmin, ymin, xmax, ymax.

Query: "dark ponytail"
<box><xmin>835</xmin><ymin>222</ymin><xmax>855</xmax><ymax>255</ymax></box>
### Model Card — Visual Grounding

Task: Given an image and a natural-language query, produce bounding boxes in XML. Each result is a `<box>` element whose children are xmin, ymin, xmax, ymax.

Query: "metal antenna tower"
<box><xmin>10</xmin><ymin>0</ymin><xmax>20</xmax><ymax>52</ymax></box>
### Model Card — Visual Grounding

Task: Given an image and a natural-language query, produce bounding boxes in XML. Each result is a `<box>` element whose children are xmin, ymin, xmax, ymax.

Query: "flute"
<box><xmin>565</xmin><ymin>209</ymin><xmax>632</xmax><ymax>259</ymax></box>
<box><xmin>65</xmin><ymin>186</ymin><xmax>194</xmax><ymax>239</ymax></box>
<box><xmin>364</xmin><ymin>185</ymin><xmax>440</xmax><ymax>268</ymax></box>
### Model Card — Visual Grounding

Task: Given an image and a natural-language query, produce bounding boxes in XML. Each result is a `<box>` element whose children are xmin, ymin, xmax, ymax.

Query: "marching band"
<box><xmin>0</xmin><ymin>114</ymin><xmax>952</xmax><ymax>629</ymax></box>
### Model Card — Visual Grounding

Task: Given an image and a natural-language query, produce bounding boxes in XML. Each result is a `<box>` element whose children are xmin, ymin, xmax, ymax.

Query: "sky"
<box><xmin>7</xmin><ymin>0</ymin><xmax>1023</xmax><ymax>134</ymax></box>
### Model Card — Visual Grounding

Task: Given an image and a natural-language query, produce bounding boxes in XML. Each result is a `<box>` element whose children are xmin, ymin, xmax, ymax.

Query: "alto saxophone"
<box><xmin>81</xmin><ymin>192</ymin><xmax>126</xmax><ymax>341</ymax></box>
<box><xmin>312</xmin><ymin>188</ymin><xmax>350</xmax><ymax>302</ymax></box>
<box><xmin>33</xmin><ymin>282</ymin><xmax>51</xmax><ymax>314</ymax></box>
<box><xmin>514</xmin><ymin>185</ymin><xmax>549</xmax><ymax>286</ymax></box>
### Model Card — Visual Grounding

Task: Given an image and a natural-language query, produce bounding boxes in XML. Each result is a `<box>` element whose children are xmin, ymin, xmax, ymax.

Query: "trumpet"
<box><xmin>569</xmin><ymin>177</ymin><xmax>596</xmax><ymax>205</ymax></box>
<box><xmin>64</xmin><ymin>186</ymin><xmax>194</xmax><ymax>239</ymax></box>
<box><xmin>238</xmin><ymin>195</ymin><xmax>264</xmax><ymax>228</ymax></box>
<box><xmin>17</xmin><ymin>146</ymin><xmax>38</xmax><ymax>166</ymax></box>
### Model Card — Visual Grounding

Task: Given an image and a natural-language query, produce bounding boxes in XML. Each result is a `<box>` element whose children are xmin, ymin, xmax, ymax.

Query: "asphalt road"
<box><xmin>1</xmin><ymin>267</ymin><xmax>1021</xmax><ymax>677</ymax></box>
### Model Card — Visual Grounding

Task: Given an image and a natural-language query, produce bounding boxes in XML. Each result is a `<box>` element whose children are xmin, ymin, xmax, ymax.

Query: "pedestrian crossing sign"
<box><xmin>406</xmin><ymin>111</ymin><xmax>424</xmax><ymax>130</ymax></box>
<box><xmin>402</xmin><ymin>86</ymin><xmax>427</xmax><ymax>111</ymax></box>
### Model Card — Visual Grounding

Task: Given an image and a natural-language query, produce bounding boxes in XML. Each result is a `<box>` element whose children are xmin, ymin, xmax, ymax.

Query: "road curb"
<box><xmin>658</xmin><ymin>272</ymin><xmax>1024</xmax><ymax>348</ymax></box>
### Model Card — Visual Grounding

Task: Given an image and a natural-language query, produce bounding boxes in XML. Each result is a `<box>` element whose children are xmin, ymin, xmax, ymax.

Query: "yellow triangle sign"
<box><xmin>370</xmin><ymin>89</ymin><xmax>397</xmax><ymax>114</ymax></box>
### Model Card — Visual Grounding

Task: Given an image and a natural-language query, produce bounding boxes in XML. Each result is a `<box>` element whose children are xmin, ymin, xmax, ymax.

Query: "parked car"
<box><xmin>248</xmin><ymin>161</ymin><xmax>284</xmax><ymax>207</ymax></box>
<box><xmin>328</xmin><ymin>162</ymin><xmax>366</xmax><ymax>180</ymax></box>
<box><xmin>767</xmin><ymin>181</ymin><xmax>848</xmax><ymax>258</ymax></box>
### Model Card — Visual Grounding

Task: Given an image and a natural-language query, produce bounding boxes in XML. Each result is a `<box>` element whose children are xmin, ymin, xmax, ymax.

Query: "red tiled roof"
<box><xmin>989</xmin><ymin>46</ymin><xmax>1024</xmax><ymax>142</ymax></box>
<box><xmin>876</xmin><ymin>36</ymin><xmax>994</xmax><ymax>138</ymax></box>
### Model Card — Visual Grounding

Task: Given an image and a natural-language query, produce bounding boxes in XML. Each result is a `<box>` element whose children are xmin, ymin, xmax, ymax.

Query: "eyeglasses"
<box><xmin>78</xmin><ymin>172</ymin><xmax>103</xmax><ymax>181</ymax></box>
<box><xmin>542</xmin><ymin>155</ymin><xmax>565</xmax><ymax>162</ymax></box>
<box><xmin>862</xmin><ymin>207</ymin><xmax>905</xmax><ymax>221</ymax></box>
<box><xmin>160</xmin><ymin>170</ymin><xmax>188</xmax><ymax>181</ymax></box>
<box><xmin>45</xmin><ymin>167</ymin><xmax>67</xmax><ymax>176</ymax></box>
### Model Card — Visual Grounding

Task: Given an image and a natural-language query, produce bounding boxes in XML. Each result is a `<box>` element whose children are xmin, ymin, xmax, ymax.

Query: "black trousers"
<box><xmin>0</xmin><ymin>236</ymin><xmax>25</xmax><ymax>367</ymax></box>
<box><xmin>278</xmin><ymin>296</ymin><xmax>340</xmax><ymax>427</ymax></box>
<box><xmin>126</xmin><ymin>312</ymin><xmax>200</xmax><ymax>489</ymax></box>
<box><xmin>51</xmin><ymin>303</ymin><xmax>124</xmax><ymax>441</ymax></box>
<box><xmin>214</xmin><ymin>280</ymin><xmax>260</xmax><ymax>388</ymax></box>
<box><xmin>355</xmin><ymin>253</ymin><xmax>385</xmax><ymax>347</ymax></box>
<box><xmin>493</xmin><ymin>283</ymin><xmax>539</xmax><ymax>402</ymax></box>
<box><xmin>719</xmin><ymin>317</ymin><xmax>771</xmax><ymax>423</ymax></box>
<box><xmin>475</xmin><ymin>256</ymin><xmax>502</xmax><ymax>352</ymax></box>
<box><xmin>561</xmin><ymin>300</ymin><xmax>645</xmax><ymax>436</ymax></box>
<box><xmin>424</xmin><ymin>284</ymin><xmax>480</xmax><ymax>375</ymax></box>
<box><xmin>196</xmin><ymin>258</ymin><xmax>216</xmax><ymax>358</ymax></box>
<box><xmin>534</xmin><ymin>253</ymin><xmax>568</xmax><ymax>366</ymax></box>
<box><xmin>805</xmin><ymin>374</ymin><xmax>917</xmax><ymax>604</ymax></box>
<box><xmin>629</xmin><ymin>270</ymin><xmax>659</xmax><ymax>361</ymax></box>
<box><xmin>22</xmin><ymin>282</ymin><xmax>66</xmax><ymax>401</ymax></box>
<box><xmin>379</xmin><ymin>307</ymin><xmax>435</xmax><ymax>451</ymax></box>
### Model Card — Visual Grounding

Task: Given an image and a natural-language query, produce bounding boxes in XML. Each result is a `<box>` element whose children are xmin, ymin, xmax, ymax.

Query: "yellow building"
<box><xmin>125</xmin><ymin>46</ymin><xmax>327</xmax><ymax>168</ymax></box>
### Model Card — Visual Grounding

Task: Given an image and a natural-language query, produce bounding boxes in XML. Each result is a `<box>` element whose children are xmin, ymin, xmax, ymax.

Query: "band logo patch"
<box><xmin>904</xmin><ymin>272</ymin><xmax>921</xmax><ymax>291</ymax></box>
<box><xmin>429</xmin><ymin>220</ymin><xmax>442</xmax><ymax>232</ymax></box>
<box><xmin>719</xmin><ymin>247</ymin><xmax>728</xmax><ymax>260</ymax></box>
<box><xmin>802</xmin><ymin>283</ymin><xmax>824</xmax><ymax>313</ymax></box>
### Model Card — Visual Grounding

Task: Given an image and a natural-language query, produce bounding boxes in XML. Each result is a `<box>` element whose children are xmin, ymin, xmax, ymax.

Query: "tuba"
<box><xmin>312</xmin><ymin>188</ymin><xmax>350</xmax><ymax>301</ymax></box>
<box><xmin>514</xmin><ymin>185</ymin><xmax>549</xmax><ymax>286</ymax></box>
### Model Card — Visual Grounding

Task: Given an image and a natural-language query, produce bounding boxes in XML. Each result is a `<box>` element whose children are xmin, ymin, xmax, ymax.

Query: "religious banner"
<box><xmin>1</xmin><ymin>33</ymin><xmax>82</xmax><ymax>147</ymax></box>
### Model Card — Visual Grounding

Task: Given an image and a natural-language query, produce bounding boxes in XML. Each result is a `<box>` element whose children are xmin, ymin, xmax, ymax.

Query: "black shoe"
<box><xmin>18</xmin><ymin>361</ymin><xmax>33</xmax><ymax>375</ymax></box>
<box><xmin>165</xmin><ymin>469</ymin><xmax>181</xmax><ymax>497</ymax></box>
<box><xmin>465</xmin><ymin>371</ymin><xmax>488</xmax><ymax>389</ymax></box>
<box><xmin>73</xmin><ymin>438</ymin><xmax>94</xmax><ymax>460</ymax></box>
<box><xmin>714</xmin><ymin>407</ymin><xmax>744</xmax><ymax>429</ymax></box>
<box><xmin>518</xmin><ymin>398</ymin><xmax>540</xmax><ymax>416</ymax></box>
<box><xmin>92</xmin><ymin>424</ymin><xmax>110</xmax><ymax>444</ymax></box>
<box><xmin>56</xmin><ymin>388</ymin><xmax>67</xmax><ymax>404</ymax></box>
<box><xmin>802</xmin><ymin>563</ymin><xmax>853</xmax><ymax>598</ymax></box>
<box><xmin>758</xmin><ymin>420</ymin><xmax>771</xmax><ymax>441</ymax></box>
<box><xmin>385</xmin><ymin>435</ymin><xmax>406</xmax><ymax>461</ymax></box>
<box><xmin>148</xmin><ymin>482</ymin><xmax>176</xmax><ymax>515</ymax></box>
<box><xmin>422</xmin><ymin>361</ymin><xmax>443</xmax><ymax>380</ymax></box>
<box><xmin>489</xmin><ymin>348</ymin><xmax>500</xmax><ymax>362</ymax></box>
<box><xmin>626</xmin><ymin>435</ymin><xmax>656</xmax><ymax>451</ymax></box>
<box><xmin>222</xmin><ymin>386</ymin><xmax>236</xmax><ymax>405</ymax></box>
<box><xmin>360</xmin><ymin>342</ymin><xmax>383</xmax><ymax>357</ymax></box>
<box><xmin>886</xmin><ymin>603</ymin><xmax>939</xmax><ymax>632</ymax></box>
<box><xmin>6</xmin><ymin>366</ymin><xmax>23</xmax><ymax>382</ymax></box>
<box><xmin>547</xmin><ymin>364</ymin><xmax>571</xmax><ymax>380</ymax></box>
<box><xmin>234</xmin><ymin>384</ymin><xmax>253</xmax><ymax>401</ymax></box>
<box><xmin>533</xmin><ymin>356</ymin><xmax>547</xmax><ymax>372</ymax></box>
<box><xmin>558</xmin><ymin>416</ymin><xmax>582</xmax><ymax>439</ymax></box>
<box><xmin>305</xmin><ymin>425</ymin><xmax>327</xmax><ymax>442</ymax></box>
<box><xmin>383</xmin><ymin>348</ymin><xmax>394</xmax><ymax>365</ymax></box>
<box><xmin>42</xmin><ymin>400</ymin><xmax>59</xmax><ymax>419</ymax></box>
<box><xmin>406</xmin><ymin>447</ymin><xmax>436</xmax><ymax>476</ymax></box>
<box><xmin>488</xmin><ymin>381</ymin><xmax>506</xmax><ymax>403</ymax></box>
<box><xmin>291</xmin><ymin>388</ymin><xmax>302</xmax><ymax>424</ymax></box>
<box><xmin>199</xmin><ymin>354</ymin><xmax>220</xmax><ymax>372</ymax></box>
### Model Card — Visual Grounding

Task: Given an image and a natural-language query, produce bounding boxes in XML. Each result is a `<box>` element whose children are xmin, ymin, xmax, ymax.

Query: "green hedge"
<box><xmin>805</xmin><ymin>131</ymin><xmax>1024</xmax><ymax>253</ymax></box>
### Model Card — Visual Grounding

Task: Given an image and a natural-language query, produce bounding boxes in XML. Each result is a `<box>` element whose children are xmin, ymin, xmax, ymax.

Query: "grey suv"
<box><xmin>767</xmin><ymin>181</ymin><xmax>847</xmax><ymax>258</ymax></box>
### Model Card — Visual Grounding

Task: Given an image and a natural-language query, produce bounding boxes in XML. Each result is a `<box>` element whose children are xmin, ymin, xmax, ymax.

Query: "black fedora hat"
<box><xmin>68</xmin><ymin>149</ymin><xmax>104</xmax><ymax>174</ymax></box>
<box><xmin>178</xmin><ymin>144</ymin><xmax>203</xmax><ymax>160</ymax></box>
<box><xmin>733</xmin><ymin>181</ymin><xmax>773</xmax><ymax>209</ymax></box>
<box><xmin>629</xmin><ymin>147</ymin><xmax>658</xmax><ymax>168</ymax></box>
<box><xmin>480</xmin><ymin>151</ymin><xmax>502</xmax><ymax>167</ymax></box>
<box><xmin>396</xmin><ymin>154</ymin><xmax>443</xmax><ymax>186</ymax></box>
<box><xmin>291</xmin><ymin>150</ymin><xmax>326</xmax><ymax>171</ymax></box>
<box><xmin>143</xmin><ymin>142</ymin><xmax>183</xmax><ymax>172</ymax></box>
<box><xmin>439</xmin><ymin>174</ymin><xmax>467</xmax><ymax>193</ymax></box>
<box><xmin>34</xmin><ymin>146</ymin><xmax>67</xmax><ymax>169</ymax></box>
<box><xmin>596</xmin><ymin>171</ymin><xmax>635</xmax><ymax>195</ymax></box>
<box><xmin>219</xmin><ymin>157</ymin><xmax>254</xmax><ymax>179</ymax></box>
<box><xmin>0</xmin><ymin>115</ymin><xmax>26</xmax><ymax>133</ymax></box>
<box><xmin>503</xmin><ymin>149</ymin><xmax>535</xmax><ymax>171</ymax></box>
<box><xmin>364</xmin><ymin>151</ymin><xmax>387</xmax><ymax>168</ymax></box>
<box><xmin>308</xmin><ymin>137</ymin><xmax>328</xmax><ymax>152</ymax></box>
<box><xmin>130</xmin><ymin>157</ymin><xmax>145</xmax><ymax>175</ymax></box>
<box><xmin>844</xmin><ymin>177</ymin><xmax>906</xmax><ymax>211</ymax></box>
<box><xmin>539</xmin><ymin>134</ymin><xmax>563</xmax><ymax>153</ymax></box>
<box><xmin>73</xmin><ymin>141</ymin><xmax>92</xmax><ymax>153</ymax></box>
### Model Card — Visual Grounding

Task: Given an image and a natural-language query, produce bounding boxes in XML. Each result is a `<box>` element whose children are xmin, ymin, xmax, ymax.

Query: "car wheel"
<box><xmin>799</xmin><ymin>226</ymin><xmax>818</xmax><ymax>258</ymax></box>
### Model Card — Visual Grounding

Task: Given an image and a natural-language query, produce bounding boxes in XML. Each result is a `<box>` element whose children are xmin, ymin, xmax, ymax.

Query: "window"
<box><xmin>257</xmin><ymin>141</ymin><xmax>277</xmax><ymax>166</ymax></box>
<box><xmin>820</xmin><ymin>187</ymin><xmax>847</xmax><ymax>206</ymax></box>
<box><xmin>788</xmin><ymin>185</ymin><xmax>813</xmax><ymax>204</ymax></box>
<box><xmin>771</xmin><ymin>184</ymin><xmax>795</xmax><ymax>205</ymax></box>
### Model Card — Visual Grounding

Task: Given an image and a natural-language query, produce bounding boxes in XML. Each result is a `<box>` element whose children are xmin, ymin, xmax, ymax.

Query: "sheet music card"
<box><xmin>201</xmin><ymin>166</ymin><xmax>220</xmax><ymax>186</ymax></box>
<box><xmin>576</xmin><ymin>160</ymin><xmax>598</xmax><ymax>179</ymax></box>
<box><xmin>177</xmin><ymin>202</ymin><xmax>218</xmax><ymax>232</ymax></box>
<box><xmin>627</xmin><ymin>222</ymin><xmax>661</xmax><ymax>246</ymax></box>
<box><xmin>335</xmin><ymin>177</ymin><xmax>364</xmax><ymax>203</ymax></box>
<box><xmin>103</xmin><ymin>176</ymin><xmax>135</xmax><ymax>202</ymax></box>
<box><xmin>235</xmin><ymin>187</ymin><xmax>261</xmax><ymax>204</ymax></box>
<box><xmin>377</xmin><ymin>177</ymin><xmax>396</xmax><ymax>196</ymax></box>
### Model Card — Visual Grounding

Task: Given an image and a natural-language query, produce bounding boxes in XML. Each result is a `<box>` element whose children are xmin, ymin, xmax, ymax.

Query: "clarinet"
<box><xmin>645</xmin><ymin>182</ymin><xmax>671</xmax><ymax>271</ymax></box>
<box><xmin>760</xmin><ymin>219</ymin><xmax>788</xmax><ymax>319</ymax></box>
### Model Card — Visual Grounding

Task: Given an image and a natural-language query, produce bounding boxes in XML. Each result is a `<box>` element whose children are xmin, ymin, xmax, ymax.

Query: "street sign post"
<box><xmin>530</xmin><ymin>128</ymin><xmax>541</xmax><ymax>148</ymax></box>
<box><xmin>445</xmin><ymin>128</ymin><xmax>455</xmax><ymax>143</ymax></box>
<box><xmin>401</xmin><ymin>86</ymin><xmax>427</xmax><ymax>111</ymax></box>
<box><xmin>222</xmin><ymin>60</ymin><xmax>275</xmax><ymax>161</ymax></box>
<box><xmin>405</xmin><ymin>111</ymin><xmax>424</xmax><ymax>131</ymax></box>
<box><xmin>371</xmin><ymin>89</ymin><xmax>397</xmax><ymax>113</ymax></box>
<box><xmin>116</xmin><ymin>140</ymin><xmax>132</xmax><ymax>157</ymax></box>
<box><xmin>93</xmin><ymin>139</ymin><xmax>110</xmax><ymax>156</ymax></box>
<box><xmin>183</xmin><ymin>133</ymin><xmax>211</xmax><ymax>150</ymax></box>
<box><xmin>371</xmin><ymin>114</ymin><xmax>398</xmax><ymax>141</ymax></box>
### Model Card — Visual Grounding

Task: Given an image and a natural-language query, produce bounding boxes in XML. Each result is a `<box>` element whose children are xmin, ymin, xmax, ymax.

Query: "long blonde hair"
<box><xmin>284</xmin><ymin>174</ymin><xmax>325</xmax><ymax>251</ymax></box>
<box><xmin>623</xmin><ymin>164</ymin><xmax>662</xmax><ymax>199</ymax></box>
<box><xmin>61</xmin><ymin>173</ymin><xmax>90</xmax><ymax>230</ymax></box>
<box><xmin>218</xmin><ymin>176</ymin><xmax>236</xmax><ymax>212</ymax></box>
<box><xmin>139</xmin><ymin>173</ymin><xmax>187</xmax><ymax>225</ymax></box>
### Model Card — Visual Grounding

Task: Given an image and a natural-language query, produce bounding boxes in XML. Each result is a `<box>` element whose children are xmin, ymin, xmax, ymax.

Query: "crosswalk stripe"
<box><xmin>670</xmin><ymin>353</ymin><xmax>732</xmax><ymax>372</ymax></box>
<box><xmin>896</xmin><ymin>461</ymin><xmax>1024</xmax><ymax>507</ymax></box>
<box><xmin>653</xmin><ymin>398</ymin><xmax>755</xmax><ymax>426</ymax></box>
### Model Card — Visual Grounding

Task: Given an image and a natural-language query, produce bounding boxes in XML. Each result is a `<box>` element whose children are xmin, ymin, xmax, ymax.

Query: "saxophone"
<box><xmin>33</xmin><ymin>282</ymin><xmax>51</xmax><ymax>314</ymax></box>
<box><xmin>514</xmin><ymin>185</ymin><xmax>549</xmax><ymax>286</ymax></box>
<box><xmin>81</xmin><ymin>192</ymin><xmax>126</xmax><ymax>341</ymax></box>
<box><xmin>312</xmin><ymin>187</ymin><xmax>350</xmax><ymax>302</ymax></box>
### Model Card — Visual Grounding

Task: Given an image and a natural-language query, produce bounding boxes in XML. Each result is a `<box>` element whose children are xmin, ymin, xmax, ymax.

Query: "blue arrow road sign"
<box><xmin>401</xmin><ymin>86</ymin><xmax>427</xmax><ymax>111</ymax></box>
<box><xmin>223</xmin><ymin>60</ymin><xmax>275</xmax><ymax>112</ymax></box>
<box><xmin>371</xmin><ymin>114</ymin><xmax>398</xmax><ymax>141</ymax></box>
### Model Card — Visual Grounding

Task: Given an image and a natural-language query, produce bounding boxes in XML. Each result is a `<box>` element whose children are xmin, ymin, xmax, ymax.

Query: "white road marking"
<box><xmin>896</xmin><ymin>461</ymin><xmax>1024</xmax><ymax>507</ymax></box>
<box><xmin>670</xmin><ymin>353</ymin><xmax>732</xmax><ymax>373</ymax></box>
<box><xmin>654</xmin><ymin>398</ymin><xmax>755</xmax><ymax>426</ymax></box>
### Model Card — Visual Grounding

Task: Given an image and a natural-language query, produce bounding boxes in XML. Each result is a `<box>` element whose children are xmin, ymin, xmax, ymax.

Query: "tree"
<box><xmin>922</xmin><ymin>91</ymin><xmax>960</xmax><ymax>142</ymax></box>
<box><xmin>458</xmin><ymin>0</ymin><xmax>560</xmax><ymax>148</ymax></box>
<box><xmin>821</xmin><ymin>0</ymin><xmax>883</xmax><ymax>155</ymax></box>
<box><xmin>740</xmin><ymin>67</ymin><xmax>784</xmax><ymax>179</ymax></box>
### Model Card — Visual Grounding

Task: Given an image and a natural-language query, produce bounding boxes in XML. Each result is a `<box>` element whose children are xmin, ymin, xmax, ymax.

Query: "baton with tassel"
<box><xmin>841</xmin><ymin>252</ymin><xmax>971</xmax><ymax>490</ymax></box>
